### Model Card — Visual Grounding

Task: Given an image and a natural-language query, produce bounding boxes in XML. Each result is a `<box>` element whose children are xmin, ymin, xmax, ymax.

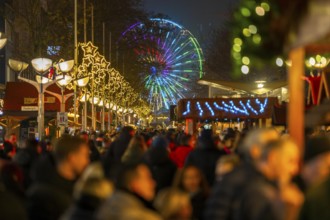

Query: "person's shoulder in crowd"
<box><xmin>0</xmin><ymin>189</ymin><xmax>28</xmax><ymax>220</ymax></box>
<box><xmin>204</xmin><ymin>162</ymin><xmax>260</xmax><ymax>219</ymax></box>
<box><xmin>97</xmin><ymin>190</ymin><xmax>162</xmax><ymax>220</ymax></box>
<box><xmin>299</xmin><ymin>177</ymin><xmax>330</xmax><ymax>220</ymax></box>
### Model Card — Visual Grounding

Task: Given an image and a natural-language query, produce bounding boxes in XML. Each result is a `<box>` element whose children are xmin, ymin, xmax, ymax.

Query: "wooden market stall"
<box><xmin>177</xmin><ymin>97</ymin><xmax>280</xmax><ymax>134</ymax></box>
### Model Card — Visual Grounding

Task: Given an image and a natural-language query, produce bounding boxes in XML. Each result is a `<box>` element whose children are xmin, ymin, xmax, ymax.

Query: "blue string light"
<box><xmin>239</xmin><ymin>101</ymin><xmax>248</xmax><ymax>114</ymax></box>
<box><xmin>256</xmin><ymin>98</ymin><xmax>268</xmax><ymax>113</ymax></box>
<box><xmin>211</xmin><ymin>98</ymin><xmax>269</xmax><ymax>117</ymax></box>
<box><xmin>222</xmin><ymin>101</ymin><xmax>237</xmax><ymax>114</ymax></box>
<box><xmin>196</xmin><ymin>101</ymin><xmax>203</xmax><ymax>116</ymax></box>
<box><xmin>182</xmin><ymin>101</ymin><xmax>191</xmax><ymax>116</ymax></box>
<box><xmin>182</xmin><ymin>98</ymin><xmax>269</xmax><ymax>117</ymax></box>
<box><xmin>214</xmin><ymin>102</ymin><xmax>231</xmax><ymax>112</ymax></box>
<box><xmin>205</xmin><ymin>102</ymin><xmax>215</xmax><ymax>116</ymax></box>
<box><xmin>230</xmin><ymin>100</ymin><xmax>249</xmax><ymax>115</ymax></box>
<box><xmin>246</xmin><ymin>99</ymin><xmax>258</xmax><ymax>115</ymax></box>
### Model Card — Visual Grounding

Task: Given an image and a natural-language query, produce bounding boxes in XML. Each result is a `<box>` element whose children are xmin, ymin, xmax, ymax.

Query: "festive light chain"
<box><xmin>182</xmin><ymin>101</ymin><xmax>191</xmax><ymax>116</ymax></box>
<box><xmin>77</xmin><ymin>41</ymin><xmax>151</xmax><ymax>114</ymax></box>
<box><xmin>246</xmin><ymin>99</ymin><xmax>259</xmax><ymax>115</ymax></box>
<box><xmin>205</xmin><ymin>102</ymin><xmax>215</xmax><ymax>116</ymax></box>
<box><xmin>183</xmin><ymin>98</ymin><xmax>269</xmax><ymax>117</ymax></box>
<box><xmin>239</xmin><ymin>101</ymin><xmax>249</xmax><ymax>114</ymax></box>
<box><xmin>213</xmin><ymin>102</ymin><xmax>231</xmax><ymax>113</ymax></box>
<box><xmin>256</xmin><ymin>98</ymin><xmax>267</xmax><ymax>113</ymax></box>
<box><xmin>196</xmin><ymin>102</ymin><xmax>204</xmax><ymax>117</ymax></box>
<box><xmin>229</xmin><ymin>100</ymin><xmax>248</xmax><ymax>115</ymax></box>
<box><xmin>221</xmin><ymin>101</ymin><xmax>235</xmax><ymax>113</ymax></box>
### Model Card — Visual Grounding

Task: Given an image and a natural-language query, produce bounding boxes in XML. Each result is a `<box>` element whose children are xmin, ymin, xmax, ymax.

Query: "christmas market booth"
<box><xmin>177</xmin><ymin>97</ymin><xmax>281</xmax><ymax>134</ymax></box>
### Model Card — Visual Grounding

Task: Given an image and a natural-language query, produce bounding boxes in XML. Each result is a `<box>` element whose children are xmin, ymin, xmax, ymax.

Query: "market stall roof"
<box><xmin>198</xmin><ymin>79</ymin><xmax>287</xmax><ymax>95</ymax></box>
<box><xmin>3</xmin><ymin>82</ymin><xmax>73</xmax><ymax>117</ymax></box>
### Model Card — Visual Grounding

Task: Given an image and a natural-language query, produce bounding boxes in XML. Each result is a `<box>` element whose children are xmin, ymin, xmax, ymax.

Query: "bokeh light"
<box><xmin>255</xmin><ymin>6</ymin><xmax>265</xmax><ymax>16</ymax></box>
<box><xmin>241</xmin><ymin>65</ymin><xmax>249</xmax><ymax>74</ymax></box>
<box><xmin>276</xmin><ymin>57</ymin><xmax>284</xmax><ymax>67</ymax></box>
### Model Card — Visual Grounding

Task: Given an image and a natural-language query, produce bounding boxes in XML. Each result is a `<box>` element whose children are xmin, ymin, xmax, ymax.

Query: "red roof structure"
<box><xmin>3</xmin><ymin>82</ymin><xmax>73</xmax><ymax>117</ymax></box>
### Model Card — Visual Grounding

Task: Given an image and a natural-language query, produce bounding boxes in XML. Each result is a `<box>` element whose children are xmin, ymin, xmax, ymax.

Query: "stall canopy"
<box><xmin>198</xmin><ymin>79</ymin><xmax>287</xmax><ymax>95</ymax></box>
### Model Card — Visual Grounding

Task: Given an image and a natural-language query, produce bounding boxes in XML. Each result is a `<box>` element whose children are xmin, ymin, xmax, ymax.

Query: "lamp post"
<box><xmin>89</xmin><ymin>90</ymin><xmax>100</xmax><ymax>130</ymax></box>
<box><xmin>76</xmin><ymin>76</ymin><xmax>90</xmax><ymax>131</ymax></box>
<box><xmin>74</xmin><ymin>0</ymin><xmax>79</xmax><ymax>129</ymax></box>
<box><xmin>55</xmin><ymin>60</ymin><xmax>74</xmax><ymax>136</ymax></box>
<box><xmin>31</xmin><ymin>58</ymin><xmax>53</xmax><ymax>140</ymax></box>
<box><xmin>56</xmin><ymin>60</ymin><xmax>74</xmax><ymax>112</ymax></box>
<box><xmin>98</xmin><ymin>83</ymin><xmax>106</xmax><ymax>131</ymax></box>
<box><xmin>98</xmin><ymin>97</ymin><xmax>105</xmax><ymax>131</ymax></box>
<box><xmin>105</xmin><ymin>100</ymin><xmax>112</xmax><ymax>131</ymax></box>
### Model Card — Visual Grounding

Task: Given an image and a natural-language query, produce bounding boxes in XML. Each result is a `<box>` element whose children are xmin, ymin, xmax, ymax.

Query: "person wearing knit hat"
<box><xmin>297</xmin><ymin>135</ymin><xmax>330</xmax><ymax>192</ymax></box>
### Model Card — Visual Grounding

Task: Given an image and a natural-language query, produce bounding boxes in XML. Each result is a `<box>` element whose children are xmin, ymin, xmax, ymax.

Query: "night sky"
<box><xmin>143</xmin><ymin>0</ymin><xmax>238</xmax><ymax>39</ymax></box>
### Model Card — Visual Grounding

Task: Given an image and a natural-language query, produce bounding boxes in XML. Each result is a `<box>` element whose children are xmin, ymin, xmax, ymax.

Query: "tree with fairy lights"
<box><xmin>230</xmin><ymin>0</ymin><xmax>309</xmax><ymax>76</ymax></box>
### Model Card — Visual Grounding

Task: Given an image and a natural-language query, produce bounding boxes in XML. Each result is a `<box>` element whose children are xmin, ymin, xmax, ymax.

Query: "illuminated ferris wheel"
<box><xmin>121</xmin><ymin>18</ymin><xmax>204</xmax><ymax>109</ymax></box>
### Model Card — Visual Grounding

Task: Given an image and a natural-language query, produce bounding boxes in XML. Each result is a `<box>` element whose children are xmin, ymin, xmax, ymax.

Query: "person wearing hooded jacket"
<box><xmin>144</xmin><ymin>135</ymin><xmax>177</xmax><ymax>192</ymax></box>
<box><xmin>14</xmin><ymin>138</ymin><xmax>41</xmax><ymax>189</ymax></box>
<box><xmin>185</xmin><ymin>129</ymin><xmax>225</xmax><ymax>186</ymax></box>
<box><xmin>27</xmin><ymin>136</ymin><xmax>90</xmax><ymax>220</ymax></box>
<box><xmin>102</xmin><ymin>126</ymin><xmax>135</xmax><ymax>178</ymax></box>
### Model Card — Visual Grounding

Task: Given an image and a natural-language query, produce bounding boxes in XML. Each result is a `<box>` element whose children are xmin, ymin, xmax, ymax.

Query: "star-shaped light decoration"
<box><xmin>81</xmin><ymin>41</ymin><xmax>98</xmax><ymax>57</ymax></box>
<box><xmin>92</xmin><ymin>52</ymin><xmax>103</xmax><ymax>63</ymax></box>
<box><xmin>96</xmin><ymin>69</ymin><xmax>106</xmax><ymax>80</ymax></box>
<box><xmin>100</xmin><ymin>57</ymin><xmax>110</xmax><ymax>70</ymax></box>
<box><xmin>76</xmin><ymin>41</ymin><xmax>151</xmax><ymax>115</ymax></box>
<box><xmin>82</xmin><ymin>57</ymin><xmax>92</xmax><ymax>67</ymax></box>
<box><xmin>110</xmin><ymin>69</ymin><xmax>118</xmax><ymax>77</ymax></box>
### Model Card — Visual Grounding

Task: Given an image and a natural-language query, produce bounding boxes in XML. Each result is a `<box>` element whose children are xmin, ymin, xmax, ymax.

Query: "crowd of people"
<box><xmin>0</xmin><ymin>126</ymin><xmax>330</xmax><ymax>220</ymax></box>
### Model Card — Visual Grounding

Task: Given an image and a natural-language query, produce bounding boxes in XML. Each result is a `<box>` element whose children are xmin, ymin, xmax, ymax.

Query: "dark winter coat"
<box><xmin>191</xmin><ymin>191</ymin><xmax>208</xmax><ymax>220</ymax></box>
<box><xmin>27</xmin><ymin>154</ymin><xmax>75</xmax><ymax>220</ymax></box>
<box><xmin>13</xmin><ymin>148</ymin><xmax>39</xmax><ymax>189</ymax></box>
<box><xmin>102</xmin><ymin>131</ymin><xmax>132</xmax><ymax>178</ymax></box>
<box><xmin>0</xmin><ymin>188</ymin><xmax>28</xmax><ymax>220</ymax></box>
<box><xmin>88</xmin><ymin>140</ymin><xmax>101</xmax><ymax>162</ymax></box>
<box><xmin>0</xmin><ymin>161</ymin><xmax>25</xmax><ymax>199</ymax></box>
<box><xmin>185</xmin><ymin>147</ymin><xmax>225</xmax><ymax>186</ymax></box>
<box><xmin>61</xmin><ymin>194</ymin><xmax>104</xmax><ymax>220</ymax></box>
<box><xmin>144</xmin><ymin>137</ymin><xmax>177</xmax><ymax>192</ymax></box>
<box><xmin>204</xmin><ymin>162</ymin><xmax>284</xmax><ymax>220</ymax></box>
<box><xmin>299</xmin><ymin>176</ymin><xmax>330</xmax><ymax>220</ymax></box>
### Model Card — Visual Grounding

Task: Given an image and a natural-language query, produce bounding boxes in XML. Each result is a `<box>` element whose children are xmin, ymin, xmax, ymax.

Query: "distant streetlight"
<box><xmin>8</xmin><ymin>59</ymin><xmax>29</xmax><ymax>72</ymax></box>
<box><xmin>255</xmin><ymin>80</ymin><xmax>266</xmax><ymax>89</ymax></box>
<box><xmin>31</xmin><ymin>58</ymin><xmax>53</xmax><ymax>73</ymax></box>
<box><xmin>0</xmin><ymin>32</ymin><xmax>7</xmax><ymax>49</ymax></box>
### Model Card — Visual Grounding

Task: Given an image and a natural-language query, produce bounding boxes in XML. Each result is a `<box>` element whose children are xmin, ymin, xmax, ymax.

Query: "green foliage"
<box><xmin>230</xmin><ymin>0</ymin><xmax>283</xmax><ymax>75</ymax></box>
<box><xmin>4</xmin><ymin>0</ymin><xmax>75</xmax><ymax>60</ymax></box>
